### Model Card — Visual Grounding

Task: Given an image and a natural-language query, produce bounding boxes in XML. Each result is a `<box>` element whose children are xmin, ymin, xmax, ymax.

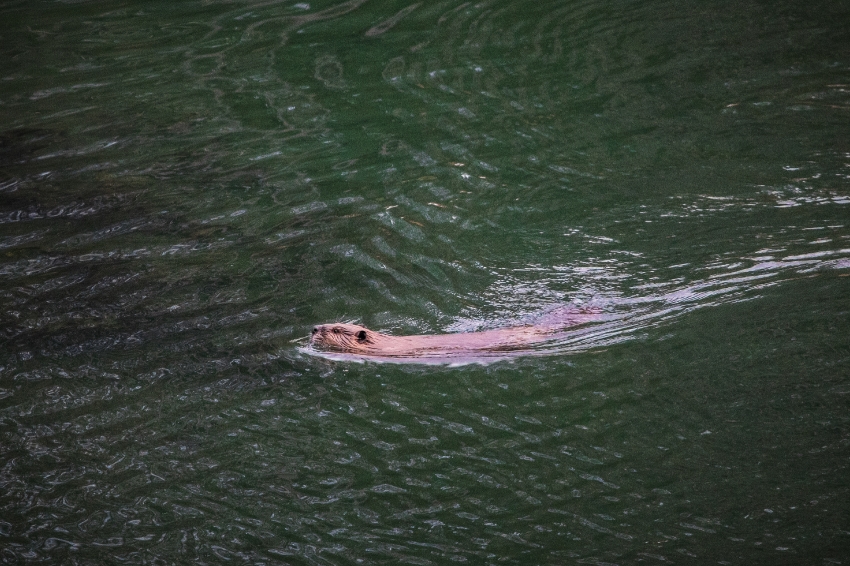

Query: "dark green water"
<box><xmin>2</xmin><ymin>0</ymin><xmax>849</xmax><ymax>563</ymax></box>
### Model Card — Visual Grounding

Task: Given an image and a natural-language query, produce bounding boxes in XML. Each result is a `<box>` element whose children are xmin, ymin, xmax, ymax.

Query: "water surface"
<box><xmin>1</xmin><ymin>0</ymin><xmax>849</xmax><ymax>563</ymax></box>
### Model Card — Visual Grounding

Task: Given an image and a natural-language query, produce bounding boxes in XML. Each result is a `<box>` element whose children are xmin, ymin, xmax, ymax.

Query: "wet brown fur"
<box><xmin>309</xmin><ymin>322</ymin><xmax>548</xmax><ymax>357</ymax></box>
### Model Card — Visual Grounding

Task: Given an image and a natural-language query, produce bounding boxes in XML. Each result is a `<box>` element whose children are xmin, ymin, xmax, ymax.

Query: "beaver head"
<box><xmin>310</xmin><ymin>323</ymin><xmax>377</xmax><ymax>352</ymax></box>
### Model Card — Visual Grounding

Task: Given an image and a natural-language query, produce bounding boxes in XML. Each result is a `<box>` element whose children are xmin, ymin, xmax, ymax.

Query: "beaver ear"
<box><xmin>356</xmin><ymin>330</ymin><xmax>367</xmax><ymax>342</ymax></box>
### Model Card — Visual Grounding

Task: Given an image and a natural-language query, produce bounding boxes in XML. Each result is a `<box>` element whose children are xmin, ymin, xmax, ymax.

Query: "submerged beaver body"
<box><xmin>309</xmin><ymin>309</ymin><xmax>600</xmax><ymax>360</ymax></box>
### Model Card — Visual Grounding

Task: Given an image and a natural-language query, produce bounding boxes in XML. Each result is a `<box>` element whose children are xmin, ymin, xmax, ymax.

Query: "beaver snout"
<box><xmin>309</xmin><ymin>326</ymin><xmax>325</xmax><ymax>345</ymax></box>
<box><xmin>309</xmin><ymin>323</ymin><xmax>374</xmax><ymax>351</ymax></box>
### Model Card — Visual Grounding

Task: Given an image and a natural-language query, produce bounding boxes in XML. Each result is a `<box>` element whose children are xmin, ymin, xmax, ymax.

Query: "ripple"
<box><xmin>366</xmin><ymin>3</ymin><xmax>422</xmax><ymax>37</ymax></box>
<box><xmin>1</xmin><ymin>0</ymin><xmax>848</xmax><ymax>563</ymax></box>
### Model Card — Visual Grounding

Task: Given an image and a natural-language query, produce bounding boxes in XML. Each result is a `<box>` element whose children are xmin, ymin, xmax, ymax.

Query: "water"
<box><xmin>1</xmin><ymin>0</ymin><xmax>849</xmax><ymax>563</ymax></box>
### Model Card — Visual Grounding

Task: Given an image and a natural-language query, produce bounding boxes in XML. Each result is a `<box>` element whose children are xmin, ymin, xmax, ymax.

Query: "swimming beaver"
<box><xmin>309</xmin><ymin>308</ymin><xmax>601</xmax><ymax>360</ymax></box>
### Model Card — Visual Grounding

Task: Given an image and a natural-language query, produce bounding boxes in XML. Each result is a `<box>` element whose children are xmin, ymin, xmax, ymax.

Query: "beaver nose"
<box><xmin>311</xmin><ymin>327</ymin><xmax>320</xmax><ymax>336</ymax></box>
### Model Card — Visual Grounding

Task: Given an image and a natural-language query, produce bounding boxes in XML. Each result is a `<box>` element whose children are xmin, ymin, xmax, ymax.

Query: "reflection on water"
<box><xmin>1</xmin><ymin>0</ymin><xmax>849</xmax><ymax>563</ymax></box>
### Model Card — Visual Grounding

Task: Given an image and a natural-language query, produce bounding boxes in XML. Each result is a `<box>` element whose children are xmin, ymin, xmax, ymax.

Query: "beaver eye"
<box><xmin>356</xmin><ymin>330</ymin><xmax>367</xmax><ymax>341</ymax></box>
<box><xmin>332</xmin><ymin>327</ymin><xmax>340</xmax><ymax>334</ymax></box>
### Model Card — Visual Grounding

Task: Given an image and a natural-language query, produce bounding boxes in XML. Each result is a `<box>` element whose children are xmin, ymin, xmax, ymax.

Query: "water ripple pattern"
<box><xmin>0</xmin><ymin>0</ymin><xmax>848</xmax><ymax>564</ymax></box>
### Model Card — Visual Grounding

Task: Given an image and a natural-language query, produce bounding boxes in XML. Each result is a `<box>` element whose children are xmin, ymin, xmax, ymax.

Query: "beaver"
<box><xmin>308</xmin><ymin>308</ymin><xmax>602</xmax><ymax>361</ymax></box>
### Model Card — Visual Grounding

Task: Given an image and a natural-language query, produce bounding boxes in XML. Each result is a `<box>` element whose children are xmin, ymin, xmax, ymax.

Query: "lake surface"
<box><xmin>1</xmin><ymin>0</ymin><xmax>849</xmax><ymax>563</ymax></box>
